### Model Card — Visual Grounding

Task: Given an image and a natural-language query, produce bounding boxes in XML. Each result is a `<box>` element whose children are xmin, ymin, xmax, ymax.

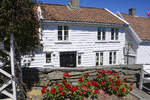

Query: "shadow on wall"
<box><xmin>22</xmin><ymin>68</ymin><xmax>40</xmax><ymax>90</ymax></box>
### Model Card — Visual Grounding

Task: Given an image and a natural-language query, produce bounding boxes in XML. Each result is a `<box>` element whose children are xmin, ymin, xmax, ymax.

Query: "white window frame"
<box><xmin>46</xmin><ymin>52</ymin><xmax>52</xmax><ymax>63</ymax></box>
<box><xmin>97</xmin><ymin>27</ymin><xmax>106</xmax><ymax>41</ymax></box>
<box><xmin>109</xmin><ymin>51</ymin><xmax>117</xmax><ymax>65</ymax></box>
<box><xmin>111</xmin><ymin>28</ymin><xmax>119</xmax><ymax>40</ymax></box>
<box><xmin>96</xmin><ymin>52</ymin><xmax>104</xmax><ymax>66</ymax></box>
<box><xmin>58</xmin><ymin>26</ymin><xmax>69</xmax><ymax>41</ymax></box>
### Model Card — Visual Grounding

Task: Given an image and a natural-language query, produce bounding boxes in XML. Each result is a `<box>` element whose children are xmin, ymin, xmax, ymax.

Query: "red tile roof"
<box><xmin>121</xmin><ymin>13</ymin><xmax>150</xmax><ymax>40</ymax></box>
<box><xmin>40</xmin><ymin>4</ymin><xmax>126</xmax><ymax>25</ymax></box>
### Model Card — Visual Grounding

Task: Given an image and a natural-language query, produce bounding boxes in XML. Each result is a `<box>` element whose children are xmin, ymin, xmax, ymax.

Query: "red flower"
<box><xmin>86</xmin><ymin>72</ymin><xmax>90</xmax><ymax>77</ymax></box>
<box><xmin>59</xmin><ymin>87</ymin><xmax>63</xmax><ymax>91</ymax></box>
<box><xmin>111</xmin><ymin>83</ymin><xmax>114</xmax><ymax>87</ymax></box>
<box><xmin>92</xmin><ymin>81</ymin><xmax>96</xmax><ymax>85</ymax></box>
<box><xmin>94</xmin><ymin>88</ymin><xmax>100</xmax><ymax>94</ymax></box>
<box><xmin>109</xmin><ymin>77</ymin><xmax>112</xmax><ymax>81</ymax></box>
<box><xmin>64</xmin><ymin>72</ymin><xmax>70</xmax><ymax>77</ymax></box>
<box><xmin>55</xmin><ymin>82</ymin><xmax>59</xmax><ymax>85</ymax></box>
<box><xmin>51</xmin><ymin>88</ymin><xmax>56</xmax><ymax>92</ymax></box>
<box><xmin>70</xmin><ymin>87</ymin><xmax>78</xmax><ymax>93</ymax></box>
<box><xmin>102</xmin><ymin>70</ymin><xmax>106</xmax><ymax>74</ymax></box>
<box><xmin>100</xmin><ymin>82</ymin><xmax>104</xmax><ymax>86</ymax></box>
<box><xmin>41</xmin><ymin>89</ymin><xmax>45</xmax><ymax>94</ymax></box>
<box><xmin>79</xmin><ymin>77</ymin><xmax>83</xmax><ymax>82</ymax></box>
<box><xmin>62</xmin><ymin>80</ymin><xmax>66</xmax><ymax>84</ymax></box>
<box><xmin>113</xmin><ymin>87</ymin><xmax>117</xmax><ymax>91</ymax></box>
<box><xmin>97</xmin><ymin>74</ymin><xmax>101</xmax><ymax>78</ymax></box>
<box><xmin>98</xmin><ymin>70</ymin><xmax>101</xmax><ymax>73</ymax></box>
<box><xmin>79</xmin><ymin>92</ymin><xmax>82</xmax><ymax>95</ymax></box>
<box><xmin>47</xmin><ymin>89</ymin><xmax>49</xmax><ymax>92</ymax></box>
<box><xmin>107</xmin><ymin>70</ymin><xmax>112</xmax><ymax>74</ymax></box>
<box><xmin>95</xmin><ymin>82</ymin><xmax>99</xmax><ymax>87</ymax></box>
<box><xmin>116</xmin><ymin>80</ymin><xmax>121</xmax><ymax>84</ymax></box>
<box><xmin>42</xmin><ymin>86</ymin><xmax>47</xmax><ymax>90</ymax></box>
<box><xmin>129</xmin><ymin>87</ymin><xmax>133</xmax><ymax>91</ymax></box>
<box><xmin>87</xmin><ymin>81</ymin><xmax>92</xmax><ymax>86</ymax></box>
<box><xmin>113</xmin><ymin>73</ymin><xmax>120</xmax><ymax>78</ymax></box>
<box><xmin>60</xmin><ymin>91</ymin><xmax>64</xmax><ymax>96</ymax></box>
<box><xmin>65</xmin><ymin>83</ymin><xmax>71</xmax><ymax>88</ymax></box>
<box><xmin>82</xmin><ymin>90</ymin><xmax>86</xmax><ymax>94</ymax></box>
<box><xmin>121</xmin><ymin>88</ymin><xmax>125</xmax><ymax>93</ymax></box>
<box><xmin>81</xmin><ymin>84</ymin><xmax>84</xmax><ymax>87</ymax></box>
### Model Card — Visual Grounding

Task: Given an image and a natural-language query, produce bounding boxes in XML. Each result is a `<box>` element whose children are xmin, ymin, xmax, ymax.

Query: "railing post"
<box><xmin>10</xmin><ymin>34</ymin><xmax>17</xmax><ymax>100</ymax></box>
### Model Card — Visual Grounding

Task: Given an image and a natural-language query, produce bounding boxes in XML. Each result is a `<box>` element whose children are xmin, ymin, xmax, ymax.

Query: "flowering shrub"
<box><xmin>41</xmin><ymin>70</ymin><xmax>134</xmax><ymax>100</ymax></box>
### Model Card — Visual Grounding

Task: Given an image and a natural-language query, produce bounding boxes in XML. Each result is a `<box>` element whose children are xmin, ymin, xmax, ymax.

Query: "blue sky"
<box><xmin>37</xmin><ymin>0</ymin><xmax>150</xmax><ymax>17</ymax></box>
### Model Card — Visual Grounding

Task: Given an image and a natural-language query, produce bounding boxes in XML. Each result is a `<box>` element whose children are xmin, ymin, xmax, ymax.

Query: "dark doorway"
<box><xmin>60</xmin><ymin>52</ymin><xmax>76</xmax><ymax>67</ymax></box>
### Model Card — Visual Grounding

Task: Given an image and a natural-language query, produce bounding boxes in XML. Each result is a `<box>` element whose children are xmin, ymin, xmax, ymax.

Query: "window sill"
<box><xmin>109</xmin><ymin>41</ymin><xmax>120</xmax><ymax>43</ymax></box>
<box><xmin>124</xmin><ymin>54</ymin><xmax>136</xmax><ymax>57</ymax></box>
<box><xmin>44</xmin><ymin>64</ymin><xmax>54</xmax><ymax>67</ymax></box>
<box><xmin>95</xmin><ymin>41</ymin><xmax>108</xmax><ymax>43</ymax></box>
<box><xmin>55</xmin><ymin>41</ymin><xmax>72</xmax><ymax>44</ymax></box>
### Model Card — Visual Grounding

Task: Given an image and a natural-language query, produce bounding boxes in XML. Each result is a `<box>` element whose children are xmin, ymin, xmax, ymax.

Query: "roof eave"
<box><xmin>41</xmin><ymin>20</ymin><xmax>127</xmax><ymax>27</ymax></box>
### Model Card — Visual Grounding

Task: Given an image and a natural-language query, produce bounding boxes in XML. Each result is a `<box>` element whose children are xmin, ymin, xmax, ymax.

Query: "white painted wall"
<box><xmin>23</xmin><ymin>24</ymin><xmax>126</xmax><ymax>68</ymax></box>
<box><xmin>137</xmin><ymin>42</ymin><xmax>150</xmax><ymax>64</ymax></box>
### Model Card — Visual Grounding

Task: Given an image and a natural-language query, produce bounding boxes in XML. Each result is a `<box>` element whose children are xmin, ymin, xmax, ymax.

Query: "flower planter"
<box><xmin>41</xmin><ymin>70</ymin><xmax>135</xmax><ymax>100</ymax></box>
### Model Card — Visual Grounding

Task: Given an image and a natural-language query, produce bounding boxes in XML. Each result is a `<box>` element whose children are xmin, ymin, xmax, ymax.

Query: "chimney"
<box><xmin>68</xmin><ymin>0</ymin><xmax>80</xmax><ymax>10</ymax></box>
<box><xmin>129</xmin><ymin>8</ymin><xmax>136</xmax><ymax>16</ymax></box>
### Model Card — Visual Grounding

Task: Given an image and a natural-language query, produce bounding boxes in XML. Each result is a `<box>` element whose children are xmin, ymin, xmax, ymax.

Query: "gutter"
<box><xmin>105</xmin><ymin>8</ymin><xmax>129</xmax><ymax>25</ymax></box>
<box><xmin>41</xmin><ymin>20</ymin><xmax>126</xmax><ymax>27</ymax></box>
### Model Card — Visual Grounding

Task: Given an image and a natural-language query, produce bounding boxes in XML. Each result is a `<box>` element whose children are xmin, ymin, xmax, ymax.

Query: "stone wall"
<box><xmin>22</xmin><ymin>64</ymin><xmax>142</xmax><ymax>100</ymax></box>
<box><xmin>22</xmin><ymin>64</ymin><xmax>142</xmax><ymax>87</ymax></box>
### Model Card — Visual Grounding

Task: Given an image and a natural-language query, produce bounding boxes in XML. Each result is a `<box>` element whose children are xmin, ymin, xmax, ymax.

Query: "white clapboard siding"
<box><xmin>24</xmin><ymin>25</ymin><xmax>126</xmax><ymax>68</ymax></box>
<box><xmin>137</xmin><ymin>43</ymin><xmax>150</xmax><ymax>64</ymax></box>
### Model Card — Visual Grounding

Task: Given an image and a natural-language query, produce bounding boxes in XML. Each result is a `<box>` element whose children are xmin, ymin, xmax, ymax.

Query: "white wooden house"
<box><xmin>118</xmin><ymin>8</ymin><xmax>150</xmax><ymax>64</ymax></box>
<box><xmin>22</xmin><ymin>0</ymin><xmax>129</xmax><ymax>68</ymax></box>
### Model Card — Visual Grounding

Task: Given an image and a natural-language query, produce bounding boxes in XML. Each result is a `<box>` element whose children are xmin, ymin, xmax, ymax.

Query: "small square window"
<box><xmin>46</xmin><ymin>53</ymin><xmax>51</xmax><ymax>63</ymax></box>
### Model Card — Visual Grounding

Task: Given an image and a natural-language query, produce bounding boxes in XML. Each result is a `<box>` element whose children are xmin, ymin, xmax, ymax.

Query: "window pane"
<box><xmin>58</xmin><ymin>26</ymin><xmax>62</xmax><ymax>40</ymax></box>
<box><xmin>64</xmin><ymin>30</ymin><xmax>68</xmax><ymax>40</ymax></box>
<box><xmin>78</xmin><ymin>54</ymin><xmax>81</xmax><ymax>65</ymax></box>
<box><xmin>111</xmin><ymin>28</ymin><xmax>114</xmax><ymax>40</ymax></box>
<box><xmin>46</xmin><ymin>53</ymin><xmax>51</xmax><ymax>63</ymax></box>
<box><xmin>115</xmin><ymin>29</ymin><xmax>119</xmax><ymax>40</ymax></box>
<box><xmin>96</xmin><ymin>53</ymin><xmax>99</xmax><ymax>66</ymax></box>
<box><xmin>58</xmin><ymin>26</ymin><xmax>62</xmax><ymax>30</ymax></box>
<box><xmin>113</xmin><ymin>52</ymin><xmax>116</xmax><ymax>64</ymax></box>
<box><xmin>109</xmin><ymin>52</ymin><xmax>112</xmax><ymax>64</ymax></box>
<box><xmin>64</xmin><ymin>26</ymin><xmax>68</xmax><ymax>30</ymax></box>
<box><xmin>102</xmin><ymin>31</ymin><xmax>105</xmax><ymax>40</ymax></box>
<box><xmin>58</xmin><ymin>30</ymin><xmax>62</xmax><ymax>40</ymax></box>
<box><xmin>100</xmin><ymin>52</ymin><xmax>103</xmax><ymax>65</ymax></box>
<box><xmin>98</xmin><ymin>28</ymin><xmax>101</xmax><ymax>40</ymax></box>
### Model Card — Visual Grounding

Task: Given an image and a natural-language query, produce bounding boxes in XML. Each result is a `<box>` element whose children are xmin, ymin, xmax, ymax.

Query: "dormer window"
<box><xmin>97</xmin><ymin>27</ymin><xmax>106</xmax><ymax>40</ymax></box>
<box><xmin>58</xmin><ymin>26</ymin><xmax>69</xmax><ymax>41</ymax></box>
<box><xmin>111</xmin><ymin>28</ymin><xmax>119</xmax><ymax>40</ymax></box>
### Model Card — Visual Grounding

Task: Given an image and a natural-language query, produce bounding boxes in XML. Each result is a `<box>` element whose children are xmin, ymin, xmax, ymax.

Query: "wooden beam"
<box><xmin>0</xmin><ymin>69</ymin><xmax>11</xmax><ymax>78</ymax></box>
<box><xmin>0</xmin><ymin>80</ymin><xmax>12</xmax><ymax>92</ymax></box>
<box><xmin>1</xmin><ymin>90</ymin><xmax>13</xmax><ymax>99</ymax></box>
<box><xmin>0</xmin><ymin>49</ymin><xmax>10</xmax><ymax>56</ymax></box>
<box><xmin>10</xmin><ymin>34</ymin><xmax>17</xmax><ymax>100</ymax></box>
